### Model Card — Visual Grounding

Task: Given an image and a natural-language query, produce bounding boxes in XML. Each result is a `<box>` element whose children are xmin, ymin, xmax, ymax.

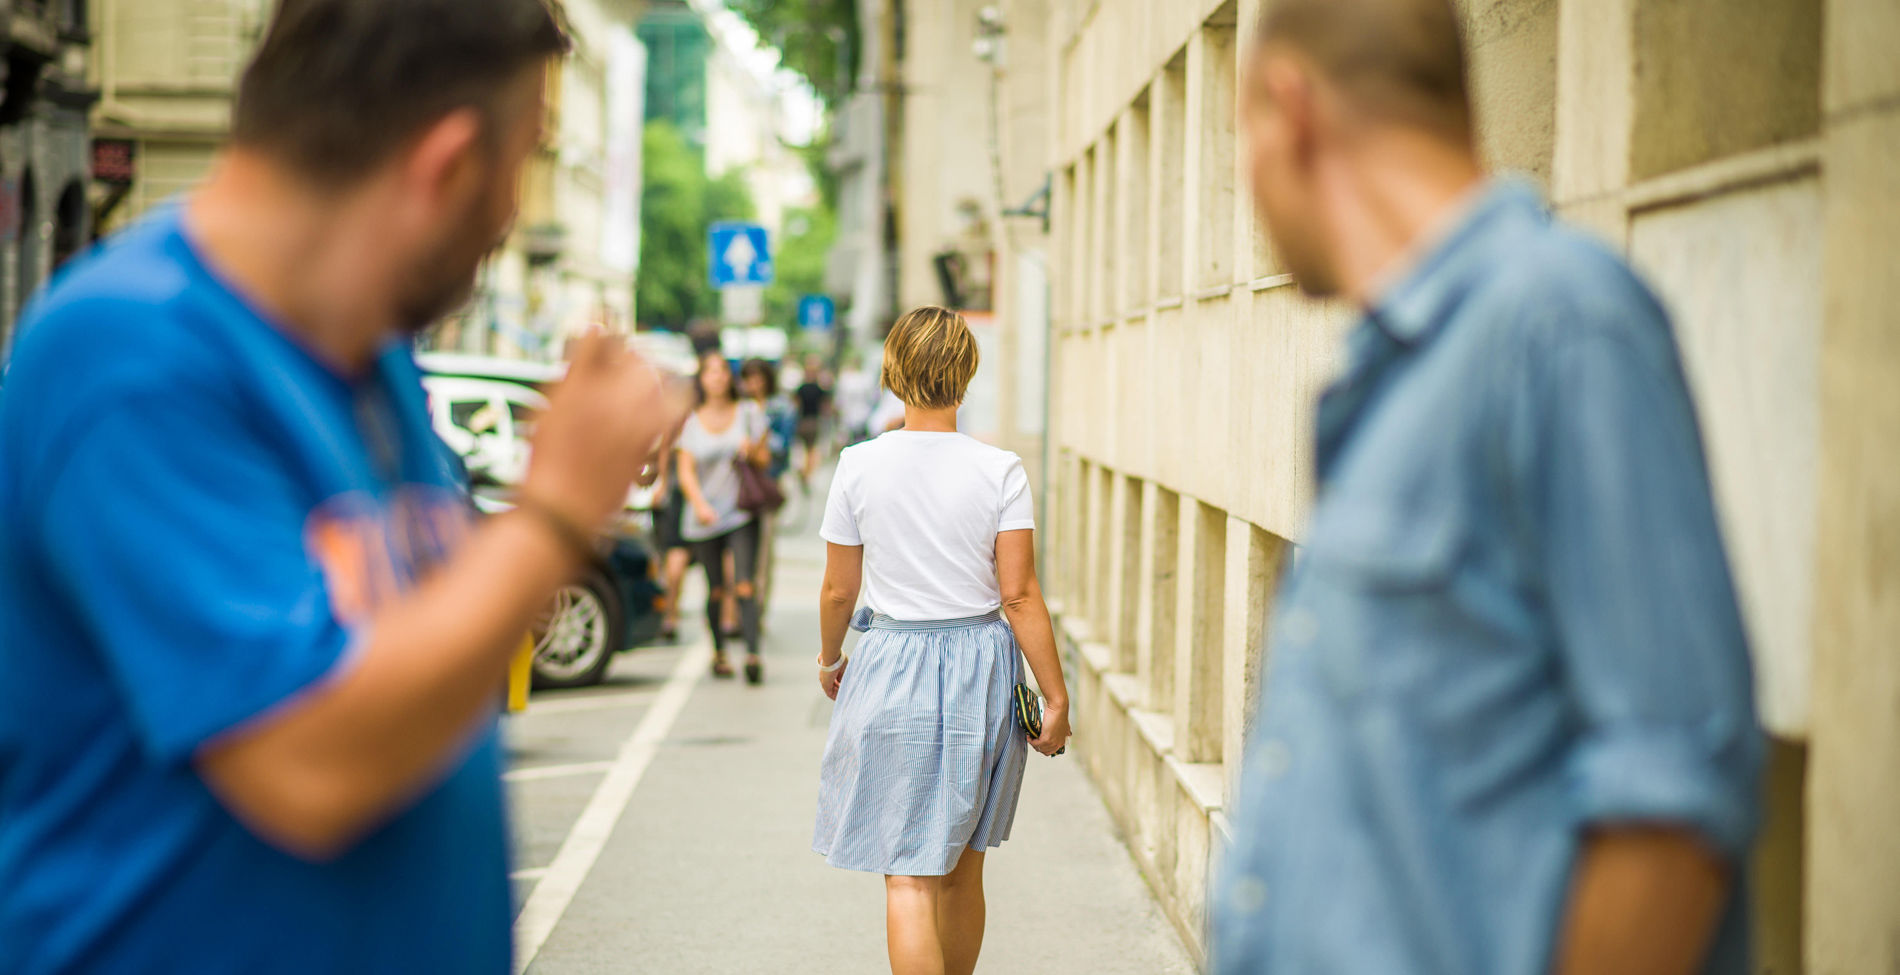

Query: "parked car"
<box><xmin>423</xmin><ymin>374</ymin><xmax>541</xmax><ymax>486</ymax></box>
<box><xmin>422</xmin><ymin>353</ymin><xmax>664</xmax><ymax>689</ymax></box>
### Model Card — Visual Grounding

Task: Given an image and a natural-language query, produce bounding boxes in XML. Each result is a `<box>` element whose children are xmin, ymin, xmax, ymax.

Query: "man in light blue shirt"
<box><xmin>1213</xmin><ymin>2</ymin><xmax>1762</xmax><ymax>973</ymax></box>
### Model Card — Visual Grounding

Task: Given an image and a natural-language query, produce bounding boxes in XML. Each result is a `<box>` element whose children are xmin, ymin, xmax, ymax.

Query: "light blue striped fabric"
<box><xmin>813</xmin><ymin>612</ymin><xmax>1028</xmax><ymax>876</ymax></box>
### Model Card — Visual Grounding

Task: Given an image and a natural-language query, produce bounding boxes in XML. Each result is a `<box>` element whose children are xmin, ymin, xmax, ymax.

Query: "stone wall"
<box><xmin>1036</xmin><ymin>0</ymin><xmax>1895</xmax><ymax>969</ymax></box>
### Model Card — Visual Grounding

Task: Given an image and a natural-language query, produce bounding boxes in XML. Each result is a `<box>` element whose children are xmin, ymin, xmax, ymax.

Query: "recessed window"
<box><xmin>1630</xmin><ymin>0</ymin><xmax>1821</xmax><ymax>179</ymax></box>
<box><xmin>1121</xmin><ymin>91</ymin><xmax>1153</xmax><ymax>314</ymax></box>
<box><xmin>1156</xmin><ymin>51</ymin><xmax>1187</xmax><ymax>300</ymax></box>
<box><xmin>1094</xmin><ymin>135</ymin><xmax>1116</xmax><ymax>325</ymax></box>
<box><xmin>1194</xmin><ymin>2</ymin><xmax>1239</xmax><ymax>292</ymax></box>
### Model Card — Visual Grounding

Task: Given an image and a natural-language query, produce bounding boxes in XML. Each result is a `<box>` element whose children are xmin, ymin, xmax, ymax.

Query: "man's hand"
<box><xmin>1552</xmin><ymin>827</ymin><xmax>1730</xmax><ymax>975</ymax></box>
<box><xmin>522</xmin><ymin>333</ymin><xmax>691</xmax><ymax>530</ymax></box>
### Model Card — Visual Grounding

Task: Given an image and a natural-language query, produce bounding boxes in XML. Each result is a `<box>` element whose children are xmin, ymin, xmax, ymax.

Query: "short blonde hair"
<box><xmin>881</xmin><ymin>306</ymin><xmax>978</xmax><ymax>409</ymax></box>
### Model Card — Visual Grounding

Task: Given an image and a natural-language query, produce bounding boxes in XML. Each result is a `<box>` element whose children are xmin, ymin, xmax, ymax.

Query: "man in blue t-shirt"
<box><xmin>0</xmin><ymin>2</ymin><xmax>688</xmax><ymax>972</ymax></box>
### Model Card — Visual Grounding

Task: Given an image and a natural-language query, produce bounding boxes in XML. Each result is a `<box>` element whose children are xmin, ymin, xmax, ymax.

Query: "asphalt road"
<box><xmin>504</xmin><ymin>481</ymin><xmax>1195</xmax><ymax>974</ymax></box>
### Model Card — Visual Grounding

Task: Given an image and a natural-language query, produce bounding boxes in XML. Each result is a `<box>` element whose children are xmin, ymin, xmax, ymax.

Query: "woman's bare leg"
<box><xmin>661</xmin><ymin>547</ymin><xmax>689</xmax><ymax>632</ymax></box>
<box><xmin>721</xmin><ymin>550</ymin><xmax>739</xmax><ymax>632</ymax></box>
<box><xmin>885</xmin><ymin>875</ymin><xmax>946</xmax><ymax>975</ymax></box>
<box><xmin>936</xmin><ymin>850</ymin><xmax>986</xmax><ymax>975</ymax></box>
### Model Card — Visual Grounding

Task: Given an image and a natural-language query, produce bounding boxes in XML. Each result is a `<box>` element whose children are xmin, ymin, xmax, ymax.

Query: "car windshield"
<box><xmin>508</xmin><ymin>400</ymin><xmax>537</xmax><ymax>441</ymax></box>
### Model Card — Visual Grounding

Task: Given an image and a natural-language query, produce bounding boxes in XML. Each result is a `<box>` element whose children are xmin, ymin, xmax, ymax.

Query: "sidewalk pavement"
<box><xmin>520</xmin><ymin>491</ymin><xmax>1196</xmax><ymax>974</ymax></box>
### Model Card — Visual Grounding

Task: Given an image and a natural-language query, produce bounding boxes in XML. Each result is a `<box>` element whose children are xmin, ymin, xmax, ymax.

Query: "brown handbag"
<box><xmin>734</xmin><ymin>455</ymin><xmax>785</xmax><ymax>514</ymax></box>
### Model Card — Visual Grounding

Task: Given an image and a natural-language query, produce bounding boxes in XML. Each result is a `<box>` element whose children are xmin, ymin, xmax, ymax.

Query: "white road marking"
<box><xmin>511</xmin><ymin>643</ymin><xmax>710</xmax><ymax>974</ymax></box>
<box><xmin>510</xmin><ymin>867</ymin><xmax>548</xmax><ymax>882</ymax></box>
<box><xmin>502</xmin><ymin>760</ymin><xmax>617</xmax><ymax>783</ymax></box>
<box><xmin>519</xmin><ymin>690</ymin><xmax>657</xmax><ymax>716</ymax></box>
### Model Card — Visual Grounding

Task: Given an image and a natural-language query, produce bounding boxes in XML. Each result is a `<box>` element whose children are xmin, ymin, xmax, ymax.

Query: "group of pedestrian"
<box><xmin>0</xmin><ymin>1</ymin><xmax>1764</xmax><ymax>975</ymax></box>
<box><xmin>651</xmin><ymin>352</ymin><xmax>830</xmax><ymax>675</ymax></box>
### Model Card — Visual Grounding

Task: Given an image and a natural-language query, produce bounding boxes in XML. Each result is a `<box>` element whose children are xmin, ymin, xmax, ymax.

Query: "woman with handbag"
<box><xmin>812</xmin><ymin>306</ymin><xmax>1072</xmax><ymax>975</ymax></box>
<box><xmin>675</xmin><ymin>351</ymin><xmax>771</xmax><ymax>683</ymax></box>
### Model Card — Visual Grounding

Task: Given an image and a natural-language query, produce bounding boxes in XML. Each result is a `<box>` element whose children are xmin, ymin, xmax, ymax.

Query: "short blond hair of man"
<box><xmin>881</xmin><ymin>305</ymin><xmax>979</xmax><ymax>409</ymax></box>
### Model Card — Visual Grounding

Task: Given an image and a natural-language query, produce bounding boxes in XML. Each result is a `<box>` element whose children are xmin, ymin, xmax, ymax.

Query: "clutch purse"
<box><xmin>1013</xmin><ymin>682</ymin><xmax>1065</xmax><ymax>756</ymax></box>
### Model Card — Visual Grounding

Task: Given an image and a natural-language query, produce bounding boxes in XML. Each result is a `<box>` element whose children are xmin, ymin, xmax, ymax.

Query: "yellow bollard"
<box><xmin>507</xmin><ymin>635</ymin><xmax>533</xmax><ymax>713</ymax></box>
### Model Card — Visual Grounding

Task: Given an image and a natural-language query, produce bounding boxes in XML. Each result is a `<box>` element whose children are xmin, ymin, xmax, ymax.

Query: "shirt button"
<box><xmin>1284</xmin><ymin>609</ymin><xmax>1318</xmax><ymax>646</ymax></box>
<box><xmin>1231</xmin><ymin>875</ymin><xmax>1268</xmax><ymax>913</ymax></box>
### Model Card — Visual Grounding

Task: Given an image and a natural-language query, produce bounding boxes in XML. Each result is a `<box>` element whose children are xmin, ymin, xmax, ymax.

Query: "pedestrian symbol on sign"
<box><xmin>708</xmin><ymin>222</ymin><xmax>774</xmax><ymax>287</ymax></box>
<box><xmin>797</xmin><ymin>295</ymin><xmax>835</xmax><ymax>331</ymax></box>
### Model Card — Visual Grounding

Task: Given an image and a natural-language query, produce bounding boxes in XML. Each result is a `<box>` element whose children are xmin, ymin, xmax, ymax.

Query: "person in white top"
<box><xmin>812</xmin><ymin>306</ymin><xmax>1071</xmax><ymax>975</ymax></box>
<box><xmin>834</xmin><ymin>359</ymin><xmax>877</xmax><ymax>443</ymax></box>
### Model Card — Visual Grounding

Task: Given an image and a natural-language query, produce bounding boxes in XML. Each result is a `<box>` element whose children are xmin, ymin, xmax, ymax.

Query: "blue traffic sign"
<box><xmin>797</xmin><ymin>294</ymin><xmax>836</xmax><ymax>330</ymax></box>
<box><xmin>708</xmin><ymin>222</ymin><xmax>773</xmax><ymax>287</ymax></box>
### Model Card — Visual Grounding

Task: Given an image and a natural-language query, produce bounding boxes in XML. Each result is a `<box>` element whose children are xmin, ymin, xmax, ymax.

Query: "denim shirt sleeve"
<box><xmin>1511</xmin><ymin>290</ymin><xmax>1764</xmax><ymax>858</ymax></box>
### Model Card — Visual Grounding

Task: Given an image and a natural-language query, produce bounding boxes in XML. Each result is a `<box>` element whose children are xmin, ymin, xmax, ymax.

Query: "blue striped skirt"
<box><xmin>813</xmin><ymin>609</ymin><xmax>1029</xmax><ymax>876</ymax></box>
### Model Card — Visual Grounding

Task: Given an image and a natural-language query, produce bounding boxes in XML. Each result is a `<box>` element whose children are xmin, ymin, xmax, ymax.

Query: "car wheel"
<box><xmin>530</xmin><ymin>567</ymin><xmax>625</xmax><ymax>689</ymax></box>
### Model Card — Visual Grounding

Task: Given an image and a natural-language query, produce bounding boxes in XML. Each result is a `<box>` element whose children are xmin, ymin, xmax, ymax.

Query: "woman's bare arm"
<box><xmin>996</xmin><ymin>529</ymin><xmax>1070</xmax><ymax>754</ymax></box>
<box><xmin>818</xmin><ymin>542</ymin><xmax>863</xmax><ymax>698</ymax></box>
<box><xmin>675</xmin><ymin>446</ymin><xmax>706</xmax><ymax>508</ymax></box>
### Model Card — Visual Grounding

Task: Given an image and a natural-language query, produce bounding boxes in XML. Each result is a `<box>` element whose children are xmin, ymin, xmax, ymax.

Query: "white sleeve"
<box><xmin>998</xmin><ymin>457</ymin><xmax>1035</xmax><ymax>533</ymax></box>
<box><xmin>819</xmin><ymin>455</ymin><xmax>862</xmax><ymax>545</ymax></box>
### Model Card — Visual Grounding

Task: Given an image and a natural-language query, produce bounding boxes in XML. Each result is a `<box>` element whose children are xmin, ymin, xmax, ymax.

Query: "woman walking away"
<box><xmin>675</xmin><ymin>352</ymin><xmax>770</xmax><ymax>682</ymax></box>
<box><xmin>813</xmin><ymin>306</ymin><xmax>1072</xmax><ymax>975</ymax></box>
<box><xmin>741</xmin><ymin>357</ymin><xmax>798</xmax><ymax>614</ymax></box>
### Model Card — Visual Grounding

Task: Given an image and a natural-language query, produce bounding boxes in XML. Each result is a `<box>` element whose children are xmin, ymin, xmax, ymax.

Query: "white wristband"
<box><xmin>817</xmin><ymin>654</ymin><xmax>847</xmax><ymax>673</ymax></box>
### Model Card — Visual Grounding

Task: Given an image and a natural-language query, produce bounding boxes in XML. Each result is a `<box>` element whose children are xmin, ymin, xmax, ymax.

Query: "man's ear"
<box><xmin>404</xmin><ymin>108</ymin><xmax>486</xmax><ymax>207</ymax></box>
<box><xmin>1264</xmin><ymin>56</ymin><xmax>1319</xmax><ymax>168</ymax></box>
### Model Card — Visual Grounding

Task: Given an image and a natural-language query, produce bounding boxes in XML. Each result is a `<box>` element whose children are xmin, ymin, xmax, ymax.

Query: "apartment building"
<box><xmin>87</xmin><ymin>0</ymin><xmax>645</xmax><ymax>360</ymax></box>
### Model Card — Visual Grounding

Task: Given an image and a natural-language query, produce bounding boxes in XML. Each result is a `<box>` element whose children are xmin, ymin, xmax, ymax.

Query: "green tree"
<box><xmin>706</xmin><ymin>168</ymin><xmax>756</xmax><ymax>226</ymax></box>
<box><xmin>727</xmin><ymin>0</ymin><xmax>860</xmax><ymax>105</ymax></box>
<box><xmin>765</xmin><ymin>205</ymin><xmax>837</xmax><ymax>329</ymax></box>
<box><xmin>637</xmin><ymin>121</ymin><xmax>756</xmax><ymax>331</ymax></box>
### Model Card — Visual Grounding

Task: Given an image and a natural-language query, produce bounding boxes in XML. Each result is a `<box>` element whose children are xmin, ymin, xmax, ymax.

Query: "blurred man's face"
<box><xmin>398</xmin><ymin>66</ymin><xmax>547</xmax><ymax>329</ymax></box>
<box><xmin>1243</xmin><ymin>49</ymin><xmax>1340</xmax><ymax>297</ymax></box>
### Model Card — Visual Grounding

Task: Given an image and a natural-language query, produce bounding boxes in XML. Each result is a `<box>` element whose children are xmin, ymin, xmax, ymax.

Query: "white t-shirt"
<box><xmin>819</xmin><ymin>431</ymin><xmax>1036</xmax><ymax>621</ymax></box>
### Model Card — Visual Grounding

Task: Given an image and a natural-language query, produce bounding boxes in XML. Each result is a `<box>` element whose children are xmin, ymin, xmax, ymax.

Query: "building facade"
<box><xmin>1033</xmin><ymin>0</ymin><xmax>1896</xmax><ymax>971</ymax></box>
<box><xmin>833</xmin><ymin>0</ymin><xmax>1053</xmax><ymax>483</ymax></box>
<box><xmin>824</xmin><ymin>0</ymin><xmax>896</xmax><ymax>346</ymax></box>
<box><xmin>705</xmin><ymin>36</ymin><xmax>814</xmax><ymax>246</ymax></box>
<box><xmin>637</xmin><ymin>0</ymin><xmax>709</xmax><ymax>149</ymax></box>
<box><xmin>440</xmin><ymin>0</ymin><xmax>647</xmax><ymax>358</ymax></box>
<box><xmin>0</xmin><ymin>0</ymin><xmax>96</xmax><ymax>365</ymax></box>
<box><xmin>88</xmin><ymin>0</ymin><xmax>264</xmax><ymax>238</ymax></box>
<box><xmin>86</xmin><ymin>0</ymin><xmax>644</xmax><ymax>363</ymax></box>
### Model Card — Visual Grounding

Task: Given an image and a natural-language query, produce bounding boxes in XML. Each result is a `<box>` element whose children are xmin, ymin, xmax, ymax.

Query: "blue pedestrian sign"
<box><xmin>797</xmin><ymin>294</ymin><xmax>836</xmax><ymax>331</ymax></box>
<box><xmin>708</xmin><ymin>222</ymin><xmax>773</xmax><ymax>287</ymax></box>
